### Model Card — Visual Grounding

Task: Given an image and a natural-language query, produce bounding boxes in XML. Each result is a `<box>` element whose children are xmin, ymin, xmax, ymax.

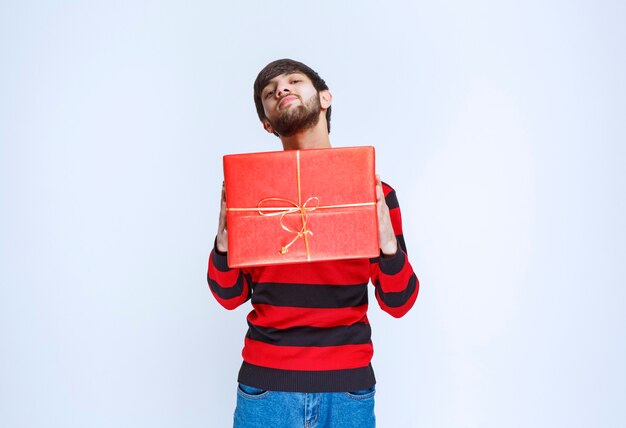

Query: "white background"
<box><xmin>1</xmin><ymin>1</ymin><xmax>624</xmax><ymax>427</ymax></box>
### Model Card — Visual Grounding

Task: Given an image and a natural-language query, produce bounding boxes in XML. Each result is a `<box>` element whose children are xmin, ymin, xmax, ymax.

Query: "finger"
<box><xmin>375</xmin><ymin>174</ymin><xmax>386</xmax><ymax>201</ymax></box>
<box><xmin>376</xmin><ymin>181</ymin><xmax>384</xmax><ymax>202</ymax></box>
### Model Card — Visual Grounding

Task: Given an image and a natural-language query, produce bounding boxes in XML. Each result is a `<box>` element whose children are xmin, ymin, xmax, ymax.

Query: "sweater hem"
<box><xmin>237</xmin><ymin>362</ymin><xmax>376</xmax><ymax>393</ymax></box>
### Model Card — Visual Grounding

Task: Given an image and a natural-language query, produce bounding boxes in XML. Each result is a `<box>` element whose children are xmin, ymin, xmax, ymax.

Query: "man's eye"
<box><xmin>265</xmin><ymin>90</ymin><xmax>275</xmax><ymax>98</ymax></box>
<box><xmin>291</xmin><ymin>80</ymin><xmax>301</xmax><ymax>84</ymax></box>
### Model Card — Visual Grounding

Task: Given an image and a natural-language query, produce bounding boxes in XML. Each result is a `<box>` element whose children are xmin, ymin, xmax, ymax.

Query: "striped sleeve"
<box><xmin>207</xmin><ymin>241</ymin><xmax>252</xmax><ymax>310</ymax></box>
<box><xmin>370</xmin><ymin>183</ymin><xmax>419</xmax><ymax>318</ymax></box>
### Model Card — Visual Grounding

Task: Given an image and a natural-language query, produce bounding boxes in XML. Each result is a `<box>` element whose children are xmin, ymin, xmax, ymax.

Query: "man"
<box><xmin>207</xmin><ymin>59</ymin><xmax>419</xmax><ymax>428</ymax></box>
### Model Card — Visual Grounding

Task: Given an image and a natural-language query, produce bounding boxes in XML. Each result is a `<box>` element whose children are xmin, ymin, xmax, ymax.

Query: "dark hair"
<box><xmin>253</xmin><ymin>58</ymin><xmax>331</xmax><ymax>133</ymax></box>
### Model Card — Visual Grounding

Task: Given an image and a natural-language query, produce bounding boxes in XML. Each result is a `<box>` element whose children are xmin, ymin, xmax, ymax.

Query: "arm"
<box><xmin>207</xmin><ymin>183</ymin><xmax>252</xmax><ymax>310</ymax></box>
<box><xmin>370</xmin><ymin>179</ymin><xmax>419</xmax><ymax>318</ymax></box>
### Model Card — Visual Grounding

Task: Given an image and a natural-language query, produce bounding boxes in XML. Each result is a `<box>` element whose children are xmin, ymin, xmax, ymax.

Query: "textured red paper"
<box><xmin>223</xmin><ymin>146</ymin><xmax>379</xmax><ymax>267</ymax></box>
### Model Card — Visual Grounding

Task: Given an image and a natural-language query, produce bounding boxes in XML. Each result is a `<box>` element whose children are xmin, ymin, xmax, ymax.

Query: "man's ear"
<box><xmin>320</xmin><ymin>90</ymin><xmax>333</xmax><ymax>109</ymax></box>
<box><xmin>262</xmin><ymin>119</ymin><xmax>274</xmax><ymax>134</ymax></box>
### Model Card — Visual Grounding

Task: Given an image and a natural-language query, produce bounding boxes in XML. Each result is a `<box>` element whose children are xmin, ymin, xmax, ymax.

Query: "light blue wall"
<box><xmin>1</xmin><ymin>1</ymin><xmax>624</xmax><ymax>426</ymax></box>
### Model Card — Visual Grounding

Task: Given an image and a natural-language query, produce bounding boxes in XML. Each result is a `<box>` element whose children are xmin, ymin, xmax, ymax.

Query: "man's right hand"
<box><xmin>215</xmin><ymin>182</ymin><xmax>228</xmax><ymax>253</ymax></box>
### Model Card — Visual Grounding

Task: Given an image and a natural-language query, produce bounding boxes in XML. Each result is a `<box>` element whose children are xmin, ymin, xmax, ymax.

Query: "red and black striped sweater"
<box><xmin>207</xmin><ymin>182</ymin><xmax>418</xmax><ymax>392</ymax></box>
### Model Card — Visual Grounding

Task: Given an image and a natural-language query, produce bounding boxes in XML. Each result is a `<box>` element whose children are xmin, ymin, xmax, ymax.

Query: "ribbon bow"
<box><xmin>257</xmin><ymin>196</ymin><xmax>320</xmax><ymax>255</ymax></box>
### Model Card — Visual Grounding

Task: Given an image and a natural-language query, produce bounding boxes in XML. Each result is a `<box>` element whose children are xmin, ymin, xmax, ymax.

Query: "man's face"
<box><xmin>260</xmin><ymin>72</ymin><xmax>322</xmax><ymax>137</ymax></box>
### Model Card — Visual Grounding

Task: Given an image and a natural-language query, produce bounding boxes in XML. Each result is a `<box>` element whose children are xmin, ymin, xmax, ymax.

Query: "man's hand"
<box><xmin>215</xmin><ymin>182</ymin><xmax>228</xmax><ymax>253</ymax></box>
<box><xmin>376</xmin><ymin>175</ymin><xmax>398</xmax><ymax>257</ymax></box>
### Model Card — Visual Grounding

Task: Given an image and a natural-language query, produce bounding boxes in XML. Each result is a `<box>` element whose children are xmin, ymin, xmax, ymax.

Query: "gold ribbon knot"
<box><xmin>257</xmin><ymin>196</ymin><xmax>319</xmax><ymax>256</ymax></box>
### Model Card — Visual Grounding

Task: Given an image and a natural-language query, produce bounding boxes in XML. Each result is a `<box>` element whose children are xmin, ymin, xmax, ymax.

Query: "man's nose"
<box><xmin>276</xmin><ymin>82</ymin><xmax>291</xmax><ymax>98</ymax></box>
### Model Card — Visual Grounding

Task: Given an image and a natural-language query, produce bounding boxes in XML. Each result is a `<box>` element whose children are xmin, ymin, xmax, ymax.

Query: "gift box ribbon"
<box><xmin>227</xmin><ymin>150</ymin><xmax>376</xmax><ymax>261</ymax></box>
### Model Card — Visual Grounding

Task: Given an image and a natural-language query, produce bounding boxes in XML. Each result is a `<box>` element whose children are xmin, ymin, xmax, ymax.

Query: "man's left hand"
<box><xmin>376</xmin><ymin>175</ymin><xmax>398</xmax><ymax>257</ymax></box>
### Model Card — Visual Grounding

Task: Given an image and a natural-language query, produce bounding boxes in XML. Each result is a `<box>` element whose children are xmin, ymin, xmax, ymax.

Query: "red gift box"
<box><xmin>223</xmin><ymin>146</ymin><xmax>379</xmax><ymax>267</ymax></box>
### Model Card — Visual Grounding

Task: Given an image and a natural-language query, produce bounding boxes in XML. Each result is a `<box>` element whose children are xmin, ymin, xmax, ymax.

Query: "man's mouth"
<box><xmin>278</xmin><ymin>95</ymin><xmax>299</xmax><ymax>108</ymax></box>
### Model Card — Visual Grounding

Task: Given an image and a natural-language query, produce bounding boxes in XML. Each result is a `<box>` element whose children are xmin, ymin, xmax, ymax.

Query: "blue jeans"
<box><xmin>234</xmin><ymin>384</ymin><xmax>376</xmax><ymax>428</ymax></box>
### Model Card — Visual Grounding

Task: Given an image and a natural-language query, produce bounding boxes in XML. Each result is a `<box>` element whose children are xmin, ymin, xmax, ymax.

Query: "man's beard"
<box><xmin>268</xmin><ymin>93</ymin><xmax>322</xmax><ymax>137</ymax></box>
